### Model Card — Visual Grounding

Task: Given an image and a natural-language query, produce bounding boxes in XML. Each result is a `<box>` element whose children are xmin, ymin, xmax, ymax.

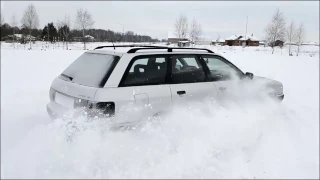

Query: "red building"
<box><xmin>224</xmin><ymin>34</ymin><xmax>259</xmax><ymax>46</ymax></box>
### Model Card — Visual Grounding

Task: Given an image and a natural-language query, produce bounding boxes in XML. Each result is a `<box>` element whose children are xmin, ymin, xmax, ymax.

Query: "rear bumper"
<box><xmin>46</xmin><ymin>101</ymin><xmax>144</xmax><ymax>129</ymax></box>
<box><xmin>46</xmin><ymin>101</ymin><xmax>70</xmax><ymax>120</ymax></box>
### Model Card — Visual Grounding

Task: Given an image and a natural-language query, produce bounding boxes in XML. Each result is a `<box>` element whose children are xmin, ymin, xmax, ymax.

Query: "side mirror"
<box><xmin>245</xmin><ymin>72</ymin><xmax>254</xmax><ymax>79</ymax></box>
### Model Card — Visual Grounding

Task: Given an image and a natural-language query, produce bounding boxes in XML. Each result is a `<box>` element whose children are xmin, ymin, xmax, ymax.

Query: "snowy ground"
<box><xmin>1</xmin><ymin>42</ymin><xmax>319</xmax><ymax>179</ymax></box>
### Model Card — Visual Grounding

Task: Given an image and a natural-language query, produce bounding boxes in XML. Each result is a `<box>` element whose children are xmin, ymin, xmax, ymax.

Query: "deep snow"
<box><xmin>1</xmin><ymin>42</ymin><xmax>319</xmax><ymax>179</ymax></box>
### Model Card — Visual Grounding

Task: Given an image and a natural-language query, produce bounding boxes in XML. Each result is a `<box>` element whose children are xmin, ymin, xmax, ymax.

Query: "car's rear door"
<box><xmin>100</xmin><ymin>54</ymin><xmax>172</xmax><ymax>122</ymax></box>
<box><xmin>168</xmin><ymin>54</ymin><xmax>218</xmax><ymax>106</ymax></box>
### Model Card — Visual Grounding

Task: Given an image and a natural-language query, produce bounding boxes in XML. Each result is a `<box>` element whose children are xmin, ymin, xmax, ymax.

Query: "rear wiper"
<box><xmin>60</xmin><ymin>73</ymin><xmax>73</xmax><ymax>81</ymax></box>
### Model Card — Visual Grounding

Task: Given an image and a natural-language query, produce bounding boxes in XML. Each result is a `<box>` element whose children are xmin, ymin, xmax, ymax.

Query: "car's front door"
<box><xmin>199</xmin><ymin>55</ymin><xmax>245</xmax><ymax>102</ymax></box>
<box><xmin>169</xmin><ymin>54</ymin><xmax>218</xmax><ymax>106</ymax></box>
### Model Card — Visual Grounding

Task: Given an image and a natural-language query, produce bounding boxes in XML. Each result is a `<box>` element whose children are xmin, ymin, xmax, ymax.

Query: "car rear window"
<box><xmin>60</xmin><ymin>52</ymin><xmax>120</xmax><ymax>87</ymax></box>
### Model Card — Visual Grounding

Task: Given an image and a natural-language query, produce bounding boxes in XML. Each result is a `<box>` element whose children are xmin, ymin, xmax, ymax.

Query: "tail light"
<box><xmin>50</xmin><ymin>88</ymin><xmax>115</xmax><ymax>117</ymax></box>
<box><xmin>88</xmin><ymin>102</ymin><xmax>115</xmax><ymax>117</ymax></box>
<box><xmin>74</xmin><ymin>98</ymin><xmax>115</xmax><ymax>117</ymax></box>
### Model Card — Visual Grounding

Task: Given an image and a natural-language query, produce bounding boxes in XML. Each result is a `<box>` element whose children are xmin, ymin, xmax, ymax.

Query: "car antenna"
<box><xmin>111</xmin><ymin>39</ymin><xmax>115</xmax><ymax>50</ymax></box>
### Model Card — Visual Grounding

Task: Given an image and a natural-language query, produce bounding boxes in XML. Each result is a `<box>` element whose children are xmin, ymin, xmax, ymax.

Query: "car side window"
<box><xmin>182</xmin><ymin>57</ymin><xmax>200</xmax><ymax>68</ymax></box>
<box><xmin>201</xmin><ymin>55</ymin><xmax>243</xmax><ymax>81</ymax></box>
<box><xmin>121</xmin><ymin>56</ymin><xmax>168</xmax><ymax>86</ymax></box>
<box><xmin>129</xmin><ymin>58</ymin><xmax>148</xmax><ymax>72</ymax></box>
<box><xmin>171</xmin><ymin>55</ymin><xmax>206</xmax><ymax>84</ymax></box>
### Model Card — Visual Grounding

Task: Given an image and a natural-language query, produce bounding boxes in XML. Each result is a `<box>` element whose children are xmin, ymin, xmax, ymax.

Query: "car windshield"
<box><xmin>61</xmin><ymin>53</ymin><xmax>119</xmax><ymax>87</ymax></box>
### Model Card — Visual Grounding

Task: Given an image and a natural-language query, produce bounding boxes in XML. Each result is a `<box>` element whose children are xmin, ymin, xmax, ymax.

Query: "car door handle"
<box><xmin>177</xmin><ymin>91</ymin><xmax>186</xmax><ymax>95</ymax></box>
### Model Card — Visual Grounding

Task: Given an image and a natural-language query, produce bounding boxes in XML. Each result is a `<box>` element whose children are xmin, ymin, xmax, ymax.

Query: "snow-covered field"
<box><xmin>1</xmin><ymin>42</ymin><xmax>319</xmax><ymax>179</ymax></box>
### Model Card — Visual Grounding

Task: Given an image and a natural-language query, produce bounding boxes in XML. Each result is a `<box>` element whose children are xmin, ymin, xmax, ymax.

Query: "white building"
<box><xmin>85</xmin><ymin>35</ymin><xmax>95</xmax><ymax>40</ymax></box>
<box><xmin>24</xmin><ymin>35</ymin><xmax>36</xmax><ymax>41</ymax></box>
<box><xmin>212</xmin><ymin>38</ymin><xmax>225</xmax><ymax>45</ymax></box>
<box><xmin>194</xmin><ymin>36</ymin><xmax>212</xmax><ymax>45</ymax></box>
<box><xmin>301</xmin><ymin>42</ymin><xmax>319</xmax><ymax>46</ymax></box>
<box><xmin>167</xmin><ymin>31</ymin><xmax>189</xmax><ymax>44</ymax></box>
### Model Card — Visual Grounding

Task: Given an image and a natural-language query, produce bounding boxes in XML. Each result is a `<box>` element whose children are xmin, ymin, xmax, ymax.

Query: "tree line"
<box><xmin>0</xmin><ymin>4</ymin><xmax>162</xmax><ymax>50</ymax></box>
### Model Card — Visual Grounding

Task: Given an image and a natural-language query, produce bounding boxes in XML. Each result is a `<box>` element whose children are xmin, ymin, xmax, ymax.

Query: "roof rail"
<box><xmin>93</xmin><ymin>45</ymin><xmax>214</xmax><ymax>54</ymax></box>
<box><xmin>94</xmin><ymin>45</ymin><xmax>165</xmax><ymax>50</ymax></box>
<box><xmin>127</xmin><ymin>47</ymin><xmax>214</xmax><ymax>53</ymax></box>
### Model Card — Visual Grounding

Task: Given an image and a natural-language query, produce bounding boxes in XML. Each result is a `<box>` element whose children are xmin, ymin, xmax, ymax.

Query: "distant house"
<box><xmin>3</xmin><ymin>35</ymin><xmax>15</xmax><ymax>42</ymax></box>
<box><xmin>19</xmin><ymin>35</ymin><xmax>36</xmax><ymax>44</ymax></box>
<box><xmin>3</xmin><ymin>34</ymin><xmax>23</xmax><ymax>42</ymax></box>
<box><xmin>224</xmin><ymin>34</ymin><xmax>259</xmax><ymax>46</ymax></box>
<box><xmin>24</xmin><ymin>35</ymin><xmax>36</xmax><ymax>41</ymax></box>
<box><xmin>168</xmin><ymin>37</ymin><xmax>186</xmax><ymax>44</ymax></box>
<box><xmin>167</xmin><ymin>31</ymin><xmax>212</xmax><ymax>46</ymax></box>
<box><xmin>212</xmin><ymin>38</ymin><xmax>225</xmax><ymax>45</ymax></box>
<box><xmin>301</xmin><ymin>42</ymin><xmax>319</xmax><ymax>46</ymax></box>
<box><xmin>72</xmin><ymin>35</ymin><xmax>95</xmax><ymax>42</ymax></box>
<box><xmin>85</xmin><ymin>35</ymin><xmax>95</xmax><ymax>42</ymax></box>
<box><xmin>167</xmin><ymin>31</ymin><xmax>189</xmax><ymax>45</ymax></box>
<box><xmin>178</xmin><ymin>40</ymin><xmax>191</xmax><ymax>47</ymax></box>
<box><xmin>269</xmin><ymin>40</ymin><xmax>284</xmax><ymax>47</ymax></box>
<box><xmin>72</xmin><ymin>37</ymin><xmax>83</xmax><ymax>42</ymax></box>
<box><xmin>284</xmin><ymin>42</ymin><xmax>298</xmax><ymax>46</ymax></box>
<box><xmin>259</xmin><ymin>40</ymin><xmax>267</xmax><ymax>46</ymax></box>
<box><xmin>224</xmin><ymin>35</ymin><xmax>240</xmax><ymax>46</ymax></box>
<box><xmin>194</xmin><ymin>36</ymin><xmax>212</xmax><ymax>45</ymax></box>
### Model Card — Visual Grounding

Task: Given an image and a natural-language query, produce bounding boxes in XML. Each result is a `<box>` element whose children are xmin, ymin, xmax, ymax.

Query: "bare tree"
<box><xmin>10</xmin><ymin>14</ymin><xmax>18</xmax><ymax>47</ymax></box>
<box><xmin>10</xmin><ymin>13</ymin><xmax>17</xmax><ymax>30</ymax></box>
<box><xmin>189</xmin><ymin>19</ymin><xmax>202</xmax><ymax>46</ymax></box>
<box><xmin>174</xmin><ymin>14</ymin><xmax>188</xmax><ymax>46</ymax></box>
<box><xmin>0</xmin><ymin>13</ymin><xmax>3</xmax><ymax>48</ymax></box>
<box><xmin>286</xmin><ymin>20</ymin><xmax>297</xmax><ymax>56</ymax></box>
<box><xmin>21</xmin><ymin>4</ymin><xmax>39</xmax><ymax>49</ymax></box>
<box><xmin>296</xmin><ymin>23</ymin><xmax>305</xmax><ymax>56</ymax></box>
<box><xmin>58</xmin><ymin>15</ymin><xmax>72</xmax><ymax>50</ymax></box>
<box><xmin>0</xmin><ymin>12</ymin><xmax>4</xmax><ymax>26</ymax></box>
<box><xmin>75</xmin><ymin>8</ymin><xmax>94</xmax><ymax>50</ymax></box>
<box><xmin>216</xmin><ymin>34</ymin><xmax>221</xmax><ymax>41</ymax></box>
<box><xmin>265</xmin><ymin>9</ymin><xmax>286</xmax><ymax>54</ymax></box>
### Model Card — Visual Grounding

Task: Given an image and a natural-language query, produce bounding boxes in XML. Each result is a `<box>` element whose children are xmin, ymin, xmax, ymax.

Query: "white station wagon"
<box><xmin>47</xmin><ymin>45</ymin><xmax>284</xmax><ymax>125</ymax></box>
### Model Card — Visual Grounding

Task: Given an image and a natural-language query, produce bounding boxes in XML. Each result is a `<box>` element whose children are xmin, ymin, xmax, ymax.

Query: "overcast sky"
<box><xmin>1</xmin><ymin>1</ymin><xmax>319</xmax><ymax>42</ymax></box>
